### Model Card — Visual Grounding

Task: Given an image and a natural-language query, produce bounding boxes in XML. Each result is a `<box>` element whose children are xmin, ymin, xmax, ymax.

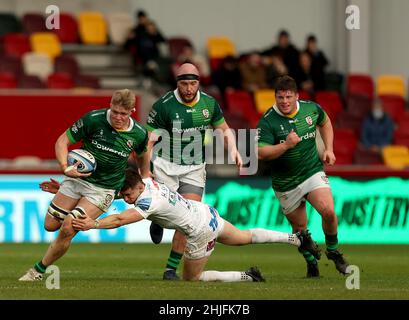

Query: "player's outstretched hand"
<box><xmin>72</xmin><ymin>216</ymin><xmax>94</xmax><ymax>231</ymax></box>
<box><xmin>322</xmin><ymin>150</ymin><xmax>336</xmax><ymax>165</ymax></box>
<box><xmin>40</xmin><ymin>178</ymin><xmax>60</xmax><ymax>194</ymax></box>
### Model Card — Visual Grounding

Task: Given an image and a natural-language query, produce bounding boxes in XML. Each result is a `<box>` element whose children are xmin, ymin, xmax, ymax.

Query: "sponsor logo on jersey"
<box><xmin>279</xmin><ymin>130</ymin><xmax>316</xmax><ymax>144</ymax></box>
<box><xmin>91</xmin><ymin>140</ymin><xmax>128</xmax><ymax>157</ymax></box>
<box><xmin>186</xmin><ymin>109</ymin><xmax>196</xmax><ymax>113</ymax></box>
<box><xmin>306</xmin><ymin>116</ymin><xmax>313</xmax><ymax>126</ymax></box>
<box><xmin>202</xmin><ymin>109</ymin><xmax>210</xmax><ymax>119</ymax></box>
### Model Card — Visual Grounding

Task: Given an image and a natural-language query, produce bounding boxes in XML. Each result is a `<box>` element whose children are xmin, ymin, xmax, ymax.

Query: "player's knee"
<box><xmin>59</xmin><ymin>219</ymin><xmax>76</xmax><ymax>239</ymax></box>
<box><xmin>320</xmin><ymin>205</ymin><xmax>336</xmax><ymax>223</ymax></box>
<box><xmin>44</xmin><ymin>222</ymin><xmax>60</xmax><ymax>232</ymax></box>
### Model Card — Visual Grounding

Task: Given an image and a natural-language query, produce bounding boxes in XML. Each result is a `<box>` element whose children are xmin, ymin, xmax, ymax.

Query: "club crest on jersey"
<box><xmin>127</xmin><ymin>140</ymin><xmax>134</xmax><ymax>148</ymax></box>
<box><xmin>202</xmin><ymin>109</ymin><xmax>210</xmax><ymax>119</ymax></box>
<box><xmin>305</xmin><ymin>116</ymin><xmax>313</xmax><ymax>126</ymax></box>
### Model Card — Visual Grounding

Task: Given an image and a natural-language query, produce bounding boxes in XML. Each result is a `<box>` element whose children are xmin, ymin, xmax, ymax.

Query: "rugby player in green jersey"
<box><xmin>19</xmin><ymin>89</ymin><xmax>151</xmax><ymax>281</ymax></box>
<box><xmin>257</xmin><ymin>75</ymin><xmax>349</xmax><ymax>277</ymax></box>
<box><xmin>146</xmin><ymin>63</ymin><xmax>243</xmax><ymax>280</ymax></box>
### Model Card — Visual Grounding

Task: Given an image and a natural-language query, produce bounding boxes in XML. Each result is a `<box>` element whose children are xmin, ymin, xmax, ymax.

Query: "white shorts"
<box><xmin>152</xmin><ymin>157</ymin><xmax>206</xmax><ymax>194</ymax></box>
<box><xmin>274</xmin><ymin>171</ymin><xmax>330</xmax><ymax>215</ymax></box>
<box><xmin>59</xmin><ymin>177</ymin><xmax>116</xmax><ymax>212</ymax></box>
<box><xmin>184</xmin><ymin>206</ymin><xmax>225</xmax><ymax>260</ymax></box>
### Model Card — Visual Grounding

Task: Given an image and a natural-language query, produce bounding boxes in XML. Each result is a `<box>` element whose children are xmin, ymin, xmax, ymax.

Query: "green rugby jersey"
<box><xmin>257</xmin><ymin>100</ymin><xmax>328</xmax><ymax>192</ymax></box>
<box><xmin>66</xmin><ymin>108</ymin><xmax>148</xmax><ymax>191</ymax></box>
<box><xmin>146</xmin><ymin>89</ymin><xmax>225</xmax><ymax>165</ymax></box>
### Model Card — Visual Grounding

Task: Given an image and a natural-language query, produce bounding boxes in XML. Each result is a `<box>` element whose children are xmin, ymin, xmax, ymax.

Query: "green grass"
<box><xmin>1</xmin><ymin>243</ymin><xmax>409</xmax><ymax>300</ymax></box>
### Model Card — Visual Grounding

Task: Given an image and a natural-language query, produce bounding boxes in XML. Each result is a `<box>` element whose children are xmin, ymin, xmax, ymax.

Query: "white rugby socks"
<box><xmin>250</xmin><ymin>228</ymin><xmax>300</xmax><ymax>247</ymax></box>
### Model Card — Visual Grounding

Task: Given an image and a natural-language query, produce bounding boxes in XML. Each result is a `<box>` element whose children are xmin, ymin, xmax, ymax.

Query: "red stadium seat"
<box><xmin>53</xmin><ymin>13</ymin><xmax>79</xmax><ymax>43</ymax></box>
<box><xmin>47</xmin><ymin>72</ymin><xmax>74</xmax><ymax>89</ymax></box>
<box><xmin>3</xmin><ymin>33</ymin><xmax>31</xmax><ymax>58</ymax></box>
<box><xmin>335</xmin><ymin>112</ymin><xmax>363</xmax><ymax>137</ymax></box>
<box><xmin>353</xmin><ymin>148</ymin><xmax>383</xmax><ymax>165</ymax></box>
<box><xmin>346</xmin><ymin>94</ymin><xmax>372</xmax><ymax>120</ymax></box>
<box><xmin>167</xmin><ymin>37</ymin><xmax>193</xmax><ymax>61</ymax></box>
<box><xmin>55</xmin><ymin>55</ymin><xmax>80</xmax><ymax>77</ymax></box>
<box><xmin>0</xmin><ymin>55</ymin><xmax>22</xmax><ymax>76</ymax></box>
<box><xmin>22</xmin><ymin>13</ymin><xmax>47</xmax><ymax>34</ymax></box>
<box><xmin>225</xmin><ymin>90</ymin><xmax>260</xmax><ymax>128</ymax></box>
<box><xmin>379</xmin><ymin>95</ymin><xmax>405</xmax><ymax>123</ymax></box>
<box><xmin>17</xmin><ymin>74</ymin><xmax>46</xmax><ymax>88</ymax></box>
<box><xmin>0</xmin><ymin>73</ymin><xmax>17</xmax><ymax>88</ymax></box>
<box><xmin>315</xmin><ymin>90</ymin><xmax>344</xmax><ymax>123</ymax></box>
<box><xmin>298</xmin><ymin>89</ymin><xmax>312</xmax><ymax>101</ymax></box>
<box><xmin>347</xmin><ymin>74</ymin><xmax>374</xmax><ymax>99</ymax></box>
<box><xmin>334</xmin><ymin>128</ymin><xmax>358</xmax><ymax>164</ymax></box>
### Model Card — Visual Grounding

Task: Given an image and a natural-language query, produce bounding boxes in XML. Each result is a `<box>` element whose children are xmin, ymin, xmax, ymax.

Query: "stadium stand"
<box><xmin>30</xmin><ymin>32</ymin><xmax>62</xmax><ymax>59</ymax></box>
<box><xmin>254</xmin><ymin>89</ymin><xmax>276</xmax><ymax>114</ymax></box>
<box><xmin>346</xmin><ymin>73</ymin><xmax>374</xmax><ymax>99</ymax></box>
<box><xmin>17</xmin><ymin>74</ymin><xmax>46</xmax><ymax>88</ymax></box>
<box><xmin>315</xmin><ymin>90</ymin><xmax>344</xmax><ymax>123</ymax></box>
<box><xmin>53</xmin><ymin>13</ymin><xmax>79</xmax><ymax>44</ymax></box>
<box><xmin>382</xmin><ymin>145</ymin><xmax>409</xmax><ymax>169</ymax></box>
<box><xmin>106</xmin><ymin>13</ymin><xmax>133</xmax><ymax>46</ymax></box>
<box><xmin>225</xmin><ymin>90</ymin><xmax>259</xmax><ymax>128</ymax></box>
<box><xmin>378</xmin><ymin>94</ymin><xmax>406</xmax><ymax>123</ymax></box>
<box><xmin>167</xmin><ymin>37</ymin><xmax>193</xmax><ymax>61</ymax></box>
<box><xmin>377</xmin><ymin>75</ymin><xmax>406</xmax><ymax>98</ymax></box>
<box><xmin>0</xmin><ymin>13</ymin><xmax>22</xmax><ymax>36</ymax></box>
<box><xmin>47</xmin><ymin>72</ymin><xmax>75</xmax><ymax>89</ymax></box>
<box><xmin>0</xmin><ymin>73</ymin><xmax>17</xmax><ymax>88</ymax></box>
<box><xmin>22</xmin><ymin>13</ymin><xmax>47</xmax><ymax>34</ymax></box>
<box><xmin>3</xmin><ymin>33</ymin><xmax>31</xmax><ymax>57</ymax></box>
<box><xmin>0</xmin><ymin>55</ymin><xmax>23</xmax><ymax>75</ymax></box>
<box><xmin>207</xmin><ymin>36</ymin><xmax>236</xmax><ymax>71</ymax></box>
<box><xmin>22</xmin><ymin>52</ymin><xmax>53</xmax><ymax>80</ymax></box>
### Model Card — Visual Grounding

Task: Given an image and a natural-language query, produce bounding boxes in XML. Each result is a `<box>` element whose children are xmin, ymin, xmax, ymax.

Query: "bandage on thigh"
<box><xmin>69</xmin><ymin>206</ymin><xmax>87</xmax><ymax>219</ymax></box>
<box><xmin>47</xmin><ymin>202</ymin><xmax>70</xmax><ymax>221</ymax></box>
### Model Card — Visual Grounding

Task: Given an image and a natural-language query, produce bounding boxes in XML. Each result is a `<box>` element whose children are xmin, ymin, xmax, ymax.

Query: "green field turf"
<box><xmin>1</xmin><ymin>243</ymin><xmax>409</xmax><ymax>300</ymax></box>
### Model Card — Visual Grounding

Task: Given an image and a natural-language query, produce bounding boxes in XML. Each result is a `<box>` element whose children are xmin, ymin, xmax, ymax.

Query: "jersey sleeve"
<box><xmin>134</xmin><ymin>126</ymin><xmax>149</xmax><ymax>155</ymax></box>
<box><xmin>257</xmin><ymin>116</ymin><xmax>275</xmax><ymax>146</ymax></box>
<box><xmin>66</xmin><ymin>111</ymin><xmax>93</xmax><ymax>144</ymax></box>
<box><xmin>146</xmin><ymin>101</ymin><xmax>167</xmax><ymax>132</ymax></box>
<box><xmin>211</xmin><ymin>101</ymin><xmax>225</xmax><ymax>126</ymax></box>
<box><xmin>135</xmin><ymin>196</ymin><xmax>152</xmax><ymax>219</ymax></box>
<box><xmin>316</xmin><ymin>104</ymin><xmax>328</xmax><ymax>126</ymax></box>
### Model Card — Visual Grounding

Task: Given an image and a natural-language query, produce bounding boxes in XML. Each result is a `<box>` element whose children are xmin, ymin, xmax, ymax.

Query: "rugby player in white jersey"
<box><xmin>71</xmin><ymin>168</ymin><xmax>320</xmax><ymax>282</ymax></box>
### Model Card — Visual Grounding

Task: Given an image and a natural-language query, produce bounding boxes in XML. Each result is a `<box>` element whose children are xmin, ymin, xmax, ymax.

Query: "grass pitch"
<box><xmin>1</xmin><ymin>243</ymin><xmax>409</xmax><ymax>300</ymax></box>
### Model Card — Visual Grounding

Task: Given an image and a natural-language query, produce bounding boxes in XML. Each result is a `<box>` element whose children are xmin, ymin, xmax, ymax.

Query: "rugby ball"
<box><xmin>67</xmin><ymin>149</ymin><xmax>96</xmax><ymax>173</ymax></box>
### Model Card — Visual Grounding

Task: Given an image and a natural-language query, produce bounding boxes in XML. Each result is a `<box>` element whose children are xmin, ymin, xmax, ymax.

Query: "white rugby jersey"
<box><xmin>134</xmin><ymin>178</ymin><xmax>207</xmax><ymax>237</ymax></box>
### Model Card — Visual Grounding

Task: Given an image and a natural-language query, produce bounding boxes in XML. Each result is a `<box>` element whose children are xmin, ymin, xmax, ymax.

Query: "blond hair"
<box><xmin>111</xmin><ymin>89</ymin><xmax>135</xmax><ymax>110</ymax></box>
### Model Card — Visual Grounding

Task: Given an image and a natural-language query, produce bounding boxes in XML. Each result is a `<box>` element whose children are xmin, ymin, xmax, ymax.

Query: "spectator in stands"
<box><xmin>264</xmin><ymin>53</ymin><xmax>288</xmax><ymax>88</ymax></box>
<box><xmin>124</xmin><ymin>10</ymin><xmax>150</xmax><ymax>64</ymax></box>
<box><xmin>360</xmin><ymin>99</ymin><xmax>395</xmax><ymax>152</ymax></box>
<box><xmin>211</xmin><ymin>55</ymin><xmax>241</xmax><ymax>95</ymax></box>
<box><xmin>305</xmin><ymin>34</ymin><xmax>328</xmax><ymax>91</ymax></box>
<box><xmin>294</xmin><ymin>51</ymin><xmax>315</xmax><ymax>94</ymax></box>
<box><xmin>239</xmin><ymin>52</ymin><xmax>268</xmax><ymax>93</ymax></box>
<box><xmin>262</xmin><ymin>30</ymin><xmax>300</xmax><ymax>79</ymax></box>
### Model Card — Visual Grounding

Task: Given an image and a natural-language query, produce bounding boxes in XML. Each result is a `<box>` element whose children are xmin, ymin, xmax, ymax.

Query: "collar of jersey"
<box><xmin>106</xmin><ymin>109</ymin><xmax>134</xmax><ymax>132</ymax></box>
<box><xmin>174</xmin><ymin>89</ymin><xmax>200</xmax><ymax>107</ymax></box>
<box><xmin>273</xmin><ymin>101</ymin><xmax>300</xmax><ymax>118</ymax></box>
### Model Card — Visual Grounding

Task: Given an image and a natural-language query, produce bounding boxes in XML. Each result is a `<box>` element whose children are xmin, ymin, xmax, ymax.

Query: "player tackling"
<box><xmin>70</xmin><ymin>168</ymin><xmax>320</xmax><ymax>282</ymax></box>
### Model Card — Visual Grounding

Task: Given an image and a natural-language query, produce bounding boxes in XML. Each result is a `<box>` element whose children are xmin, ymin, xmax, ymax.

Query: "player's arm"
<box><xmin>317</xmin><ymin>117</ymin><xmax>336</xmax><ymax>165</ymax></box>
<box><xmin>55</xmin><ymin>132</ymin><xmax>91</xmax><ymax>178</ymax></box>
<box><xmin>258</xmin><ymin>130</ymin><xmax>301</xmax><ymax>160</ymax></box>
<box><xmin>214</xmin><ymin>121</ymin><xmax>243</xmax><ymax>168</ymax></box>
<box><xmin>72</xmin><ymin>208</ymin><xmax>144</xmax><ymax>231</ymax></box>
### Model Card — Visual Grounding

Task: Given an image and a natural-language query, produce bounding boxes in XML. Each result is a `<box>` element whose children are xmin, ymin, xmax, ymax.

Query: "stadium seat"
<box><xmin>0</xmin><ymin>13</ymin><xmax>22</xmax><ymax>36</ymax></box>
<box><xmin>222</xmin><ymin>111</ymin><xmax>252</xmax><ymax>130</ymax></box>
<box><xmin>347</xmin><ymin>74</ymin><xmax>374</xmax><ymax>99</ymax></box>
<box><xmin>378</xmin><ymin>95</ymin><xmax>406</xmax><ymax>123</ymax></box>
<box><xmin>0</xmin><ymin>73</ymin><xmax>17</xmax><ymax>88</ymax></box>
<box><xmin>3</xmin><ymin>33</ymin><xmax>31</xmax><ymax>58</ymax></box>
<box><xmin>53</xmin><ymin>13</ymin><xmax>79</xmax><ymax>43</ymax></box>
<box><xmin>353</xmin><ymin>148</ymin><xmax>383</xmax><ymax>165</ymax></box>
<box><xmin>47</xmin><ymin>72</ymin><xmax>74</xmax><ymax>89</ymax></box>
<box><xmin>254</xmin><ymin>89</ymin><xmax>276</xmax><ymax>114</ymax></box>
<box><xmin>22</xmin><ymin>13</ymin><xmax>47</xmax><ymax>34</ymax></box>
<box><xmin>78</xmin><ymin>12</ymin><xmax>108</xmax><ymax>45</ymax></box>
<box><xmin>346</xmin><ymin>94</ymin><xmax>372</xmax><ymax>120</ymax></box>
<box><xmin>377</xmin><ymin>75</ymin><xmax>406</xmax><ymax>98</ymax></box>
<box><xmin>324</xmin><ymin>71</ymin><xmax>344</xmax><ymax>94</ymax></box>
<box><xmin>333</xmin><ymin>128</ymin><xmax>358</xmax><ymax>165</ymax></box>
<box><xmin>382</xmin><ymin>145</ymin><xmax>409</xmax><ymax>169</ymax></box>
<box><xmin>0</xmin><ymin>55</ymin><xmax>22</xmax><ymax>76</ymax></box>
<box><xmin>17</xmin><ymin>74</ymin><xmax>46</xmax><ymax>88</ymax></box>
<box><xmin>202</xmin><ymin>86</ymin><xmax>225</xmax><ymax>110</ymax></box>
<box><xmin>225</xmin><ymin>90</ymin><xmax>260</xmax><ymax>128</ymax></box>
<box><xmin>315</xmin><ymin>90</ymin><xmax>344</xmax><ymax>123</ymax></box>
<box><xmin>396</xmin><ymin>111</ymin><xmax>409</xmax><ymax>129</ymax></box>
<box><xmin>298</xmin><ymin>89</ymin><xmax>312</xmax><ymax>101</ymax></box>
<box><xmin>207</xmin><ymin>36</ymin><xmax>236</xmax><ymax>71</ymax></box>
<box><xmin>167</xmin><ymin>37</ymin><xmax>193</xmax><ymax>61</ymax></box>
<box><xmin>75</xmin><ymin>74</ymin><xmax>101</xmax><ymax>89</ymax></box>
<box><xmin>30</xmin><ymin>32</ymin><xmax>62</xmax><ymax>60</ymax></box>
<box><xmin>106</xmin><ymin>13</ymin><xmax>133</xmax><ymax>46</ymax></box>
<box><xmin>55</xmin><ymin>55</ymin><xmax>80</xmax><ymax>77</ymax></box>
<box><xmin>22</xmin><ymin>52</ymin><xmax>54</xmax><ymax>80</ymax></box>
<box><xmin>335</xmin><ymin>111</ymin><xmax>363</xmax><ymax>137</ymax></box>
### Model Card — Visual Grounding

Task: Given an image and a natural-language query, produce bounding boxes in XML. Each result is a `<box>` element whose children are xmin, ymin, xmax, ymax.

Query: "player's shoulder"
<box><xmin>131</xmin><ymin>119</ymin><xmax>148</xmax><ymax>135</ymax></box>
<box><xmin>298</xmin><ymin>99</ymin><xmax>322</xmax><ymax>111</ymax></box>
<box><xmin>200</xmin><ymin>90</ymin><xmax>217</xmax><ymax>104</ymax></box>
<box><xmin>84</xmin><ymin>108</ymin><xmax>107</xmax><ymax>119</ymax></box>
<box><xmin>155</xmin><ymin>91</ymin><xmax>176</xmax><ymax>106</ymax></box>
